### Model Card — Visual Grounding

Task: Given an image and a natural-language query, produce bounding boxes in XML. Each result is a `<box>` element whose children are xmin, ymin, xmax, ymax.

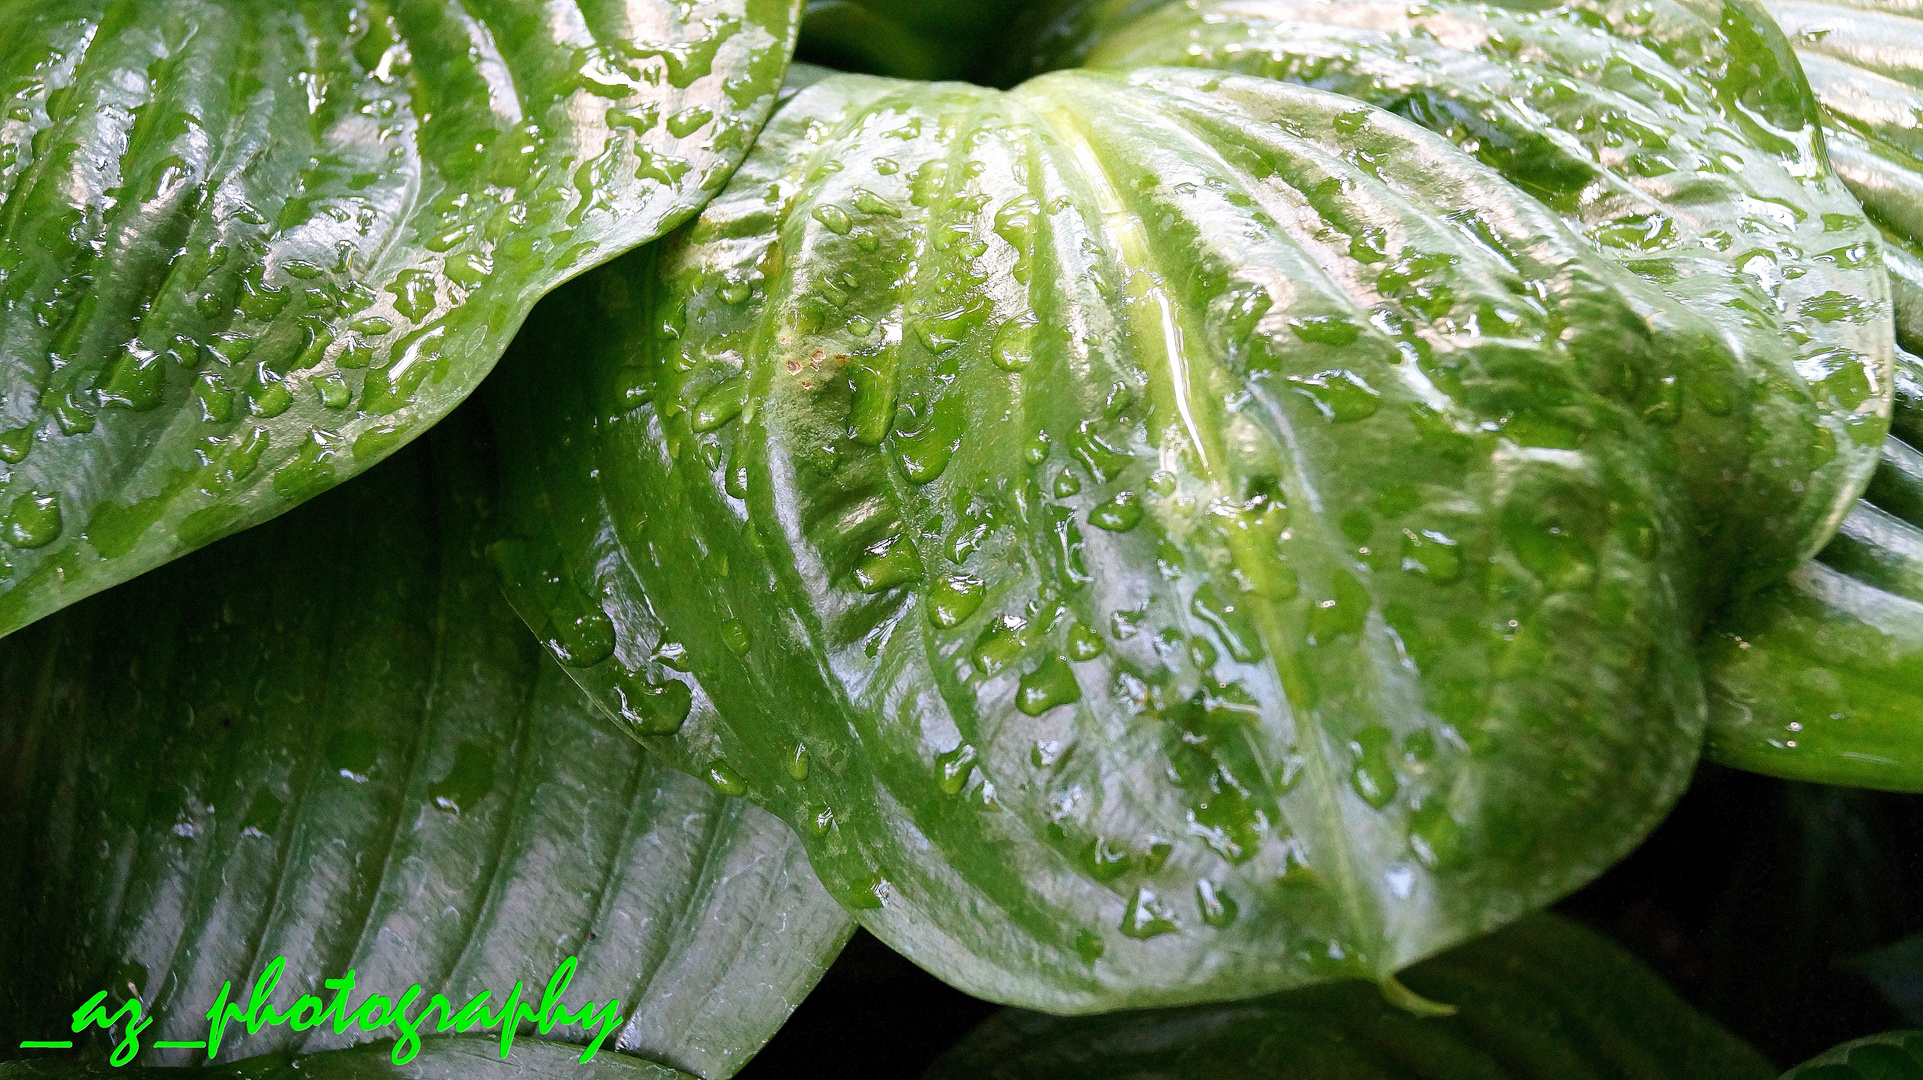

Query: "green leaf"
<box><xmin>487</xmin><ymin>42</ymin><xmax>1881</xmax><ymax>1010</ymax></box>
<box><xmin>0</xmin><ymin>0</ymin><xmax>804</xmax><ymax>639</ymax></box>
<box><xmin>921</xmin><ymin>915</ymin><xmax>1778</xmax><ymax>1080</ymax></box>
<box><xmin>1049</xmin><ymin>0</ymin><xmax>1896</xmax><ymax>591</ymax></box>
<box><xmin>1763</xmin><ymin>0</ymin><xmax>1923</xmax><ymax>351</ymax></box>
<box><xmin>1848</xmin><ymin>936</ymin><xmax>1923</xmax><ymax>1026</ymax></box>
<box><xmin>0</xmin><ymin>422</ymin><xmax>852</xmax><ymax>1080</ymax></box>
<box><xmin>1784</xmin><ymin>1032</ymin><xmax>1923</xmax><ymax>1079</ymax></box>
<box><xmin>0</xmin><ymin>1038</ymin><xmax>695</xmax><ymax>1080</ymax></box>
<box><xmin>1704</xmin><ymin>359</ymin><xmax>1923</xmax><ymax>790</ymax></box>
<box><xmin>1698</xmin><ymin>0</ymin><xmax>1923</xmax><ymax>791</ymax></box>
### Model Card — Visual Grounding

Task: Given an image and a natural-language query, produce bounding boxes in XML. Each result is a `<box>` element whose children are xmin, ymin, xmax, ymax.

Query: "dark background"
<box><xmin>739</xmin><ymin>763</ymin><xmax>1923</xmax><ymax>1077</ymax></box>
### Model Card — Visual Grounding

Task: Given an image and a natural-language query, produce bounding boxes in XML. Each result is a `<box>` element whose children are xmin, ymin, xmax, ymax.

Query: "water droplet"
<box><xmin>1120</xmin><ymin>887</ymin><xmax>1181</xmax><ymax>939</ymax></box>
<box><xmin>855</xmin><ymin>534</ymin><xmax>923</xmax><ymax>593</ymax></box>
<box><xmin>928</xmin><ymin>574</ymin><xmax>986</xmax><ymax>628</ymax></box>
<box><xmin>1147</xmin><ymin>471</ymin><xmax>1176</xmax><ymax>497</ymax></box>
<box><xmin>0</xmin><ymin>427</ymin><xmax>31</xmax><ymax>464</ymax></box>
<box><xmin>812</xmin><ymin>203</ymin><xmax>853</xmax><ymax>235</ymax></box>
<box><xmin>1089</xmin><ymin>491</ymin><xmax>1144</xmax><ymax>532</ymax></box>
<box><xmin>1016</xmin><ymin>654</ymin><xmax>1082</xmax><ymax>716</ymax></box>
<box><xmin>1409</xmin><ymin>799</ymin><xmax>1462</xmax><ymax>868</ymax></box>
<box><xmin>936</xmin><ymin>744</ymin><xmax>978</xmax><ymax>794</ymax></box>
<box><xmin>721</xmin><ymin>619</ymin><xmax>752</xmax><ymax>655</ymax></box>
<box><xmin>1052</xmin><ymin>470</ymin><xmax>1082</xmax><ymax>498</ymax></box>
<box><xmin>428</xmin><ymin>740</ymin><xmax>496</xmax><ymax>814</ymax></box>
<box><xmin>1023</xmin><ymin>429</ymin><xmax>1051</xmax><ymax>465</ymax></box>
<box><xmin>1349</xmin><ymin>724</ymin><xmax>1399</xmax><ymax>809</ymax></box>
<box><xmin>327</xmin><ymin>729</ymin><xmax>380</xmax><ymax>783</ymax></box>
<box><xmin>853</xmin><ymin>187</ymin><xmax>901</xmax><ymax>217</ymax></box>
<box><xmin>789</xmin><ymin>743</ymin><xmax>811</xmax><ymax>780</ymax></box>
<box><xmin>4</xmin><ymin>490</ymin><xmax>61</xmax><ymax>548</ymax></box>
<box><xmin>1074</xmin><ymin>929</ymin><xmax>1105</xmax><ymax>963</ymax></box>
<box><xmin>705</xmin><ymin>761</ymin><xmax>748</xmax><ymax>797</ymax></box>
<box><xmin>692</xmin><ymin>376</ymin><xmax>749</xmax><ymax>432</ymax></box>
<box><xmin>1196</xmin><ymin>879</ymin><xmax>1238</xmax><ymax>928</ymax></box>
<box><xmin>388</xmin><ymin>268</ymin><xmax>437</xmax><ymax>320</ymax></box>
<box><xmin>1084</xmin><ymin>838</ymin><xmax>1131</xmax><ymax>881</ymax></box>
<box><xmin>1290</xmin><ymin>369</ymin><xmax>1381</xmax><ymax>422</ymax></box>
<box><xmin>1067</xmin><ymin>623</ymin><xmax>1106</xmax><ymax>661</ymax></box>
<box><xmin>992</xmin><ymin>316</ymin><xmax>1037</xmax><ymax>371</ymax></box>
<box><xmin>972</xmin><ymin>615</ymin><xmax>1030</xmax><ymax>675</ymax></box>
<box><xmin>809</xmin><ymin>804</ymin><xmax>836</xmax><ymax>834</ymax></box>
<box><xmin>666</xmin><ymin>105</ymin><xmax>713</xmax><ymax>138</ymax></box>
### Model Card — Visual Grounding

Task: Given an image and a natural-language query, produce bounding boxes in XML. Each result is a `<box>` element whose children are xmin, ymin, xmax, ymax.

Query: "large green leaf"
<box><xmin>1762</xmin><ymin>0</ymin><xmax>1923</xmax><ymax>350</ymax></box>
<box><xmin>1698</xmin><ymin>0</ymin><xmax>1923</xmax><ymax>788</ymax></box>
<box><xmin>1047</xmin><ymin>0</ymin><xmax>1897</xmax><ymax>590</ymax></box>
<box><xmin>0</xmin><ymin>423</ymin><xmax>853</xmax><ymax>1080</ymax></box>
<box><xmin>1702</xmin><ymin>468</ymin><xmax>1923</xmax><ymax>790</ymax></box>
<box><xmin>0</xmin><ymin>0</ymin><xmax>803</xmax><ymax>639</ymax></box>
<box><xmin>487</xmin><ymin>40</ymin><xmax>1883</xmax><ymax>1009</ymax></box>
<box><xmin>921</xmin><ymin>915</ymin><xmax>1777</xmax><ymax>1079</ymax></box>
<box><xmin>1784</xmin><ymin>1032</ymin><xmax>1923</xmax><ymax>1079</ymax></box>
<box><xmin>1</xmin><ymin>1038</ymin><xmax>693</xmax><ymax>1080</ymax></box>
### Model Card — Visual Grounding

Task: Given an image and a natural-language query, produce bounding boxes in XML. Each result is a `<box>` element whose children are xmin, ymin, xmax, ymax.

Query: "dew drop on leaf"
<box><xmin>928</xmin><ymin>573</ymin><xmax>986</xmax><ymax>628</ymax></box>
<box><xmin>721</xmin><ymin>618</ymin><xmax>753</xmax><ymax>655</ymax></box>
<box><xmin>4</xmin><ymin>491</ymin><xmax>62</xmax><ymax>549</ymax></box>
<box><xmin>1196</xmin><ymin>879</ymin><xmax>1238</xmax><ymax>928</ymax></box>
<box><xmin>705</xmin><ymin>761</ymin><xmax>748</xmax><ymax>797</ymax></box>
<box><xmin>1016</xmin><ymin>654</ymin><xmax>1082</xmax><ymax>716</ymax></box>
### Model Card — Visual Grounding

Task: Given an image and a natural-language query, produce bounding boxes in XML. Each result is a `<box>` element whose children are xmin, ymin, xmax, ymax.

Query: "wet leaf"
<box><xmin>487</xmin><ymin>27</ymin><xmax>1881</xmax><ymax>1010</ymax></box>
<box><xmin>0</xmin><ymin>0</ymin><xmax>803</xmax><ymax>638</ymax></box>
<box><xmin>0</xmin><ymin>422</ymin><xmax>852</xmax><ymax>1080</ymax></box>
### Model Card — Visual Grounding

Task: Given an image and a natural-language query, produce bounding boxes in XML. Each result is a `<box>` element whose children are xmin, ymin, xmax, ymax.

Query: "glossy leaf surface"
<box><xmin>921</xmin><ymin>915</ymin><xmax>1776</xmax><ymax>1080</ymax></box>
<box><xmin>1690</xmin><ymin>0</ymin><xmax>1923</xmax><ymax>790</ymax></box>
<box><xmin>1053</xmin><ymin>0</ymin><xmax>1896</xmax><ymax>589</ymax></box>
<box><xmin>1763</xmin><ymin>0</ymin><xmax>1923</xmax><ymax>350</ymax></box>
<box><xmin>0</xmin><ymin>1039</ymin><xmax>693</xmax><ymax>1080</ymax></box>
<box><xmin>0</xmin><ymin>0</ymin><xmax>803</xmax><ymax>638</ymax></box>
<box><xmin>1704</xmin><ymin>423</ymin><xmax>1923</xmax><ymax>791</ymax></box>
<box><xmin>487</xmin><ymin>52</ymin><xmax>1885</xmax><ymax>1011</ymax></box>
<box><xmin>0</xmin><ymin>428</ymin><xmax>852</xmax><ymax>1080</ymax></box>
<box><xmin>1784</xmin><ymin>1032</ymin><xmax>1923</xmax><ymax>1080</ymax></box>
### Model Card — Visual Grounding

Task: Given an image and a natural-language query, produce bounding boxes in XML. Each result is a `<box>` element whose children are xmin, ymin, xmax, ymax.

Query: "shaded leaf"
<box><xmin>921</xmin><ymin>915</ymin><xmax>1777</xmax><ymax>1080</ymax></box>
<box><xmin>487</xmin><ymin>28</ymin><xmax>1879</xmax><ymax>1010</ymax></box>
<box><xmin>797</xmin><ymin>0</ymin><xmax>1033</xmax><ymax>82</ymax></box>
<box><xmin>1784</xmin><ymin>1031</ymin><xmax>1923</xmax><ymax>1079</ymax></box>
<box><xmin>0</xmin><ymin>0</ymin><xmax>803</xmax><ymax>638</ymax></box>
<box><xmin>0</xmin><ymin>420</ymin><xmax>852</xmax><ymax>1080</ymax></box>
<box><xmin>1848</xmin><ymin>937</ymin><xmax>1923</xmax><ymax>1026</ymax></box>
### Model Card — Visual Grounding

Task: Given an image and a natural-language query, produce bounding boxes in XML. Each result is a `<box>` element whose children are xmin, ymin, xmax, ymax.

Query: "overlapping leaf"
<box><xmin>0</xmin><ymin>0</ymin><xmax>803</xmax><ymax>638</ymax></box>
<box><xmin>0</xmin><ymin>423</ymin><xmax>852</xmax><ymax>1080</ymax></box>
<box><xmin>1784</xmin><ymin>1031</ymin><xmax>1923</xmax><ymax>1079</ymax></box>
<box><xmin>1763</xmin><ymin>0</ymin><xmax>1923</xmax><ymax>350</ymax></box>
<box><xmin>922</xmin><ymin>916</ymin><xmax>1777</xmax><ymax>1080</ymax></box>
<box><xmin>1701</xmin><ymin>0</ymin><xmax>1923</xmax><ymax>788</ymax></box>
<box><xmin>487</xmin><ymin>8</ymin><xmax>1885</xmax><ymax>1007</ymax></box>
